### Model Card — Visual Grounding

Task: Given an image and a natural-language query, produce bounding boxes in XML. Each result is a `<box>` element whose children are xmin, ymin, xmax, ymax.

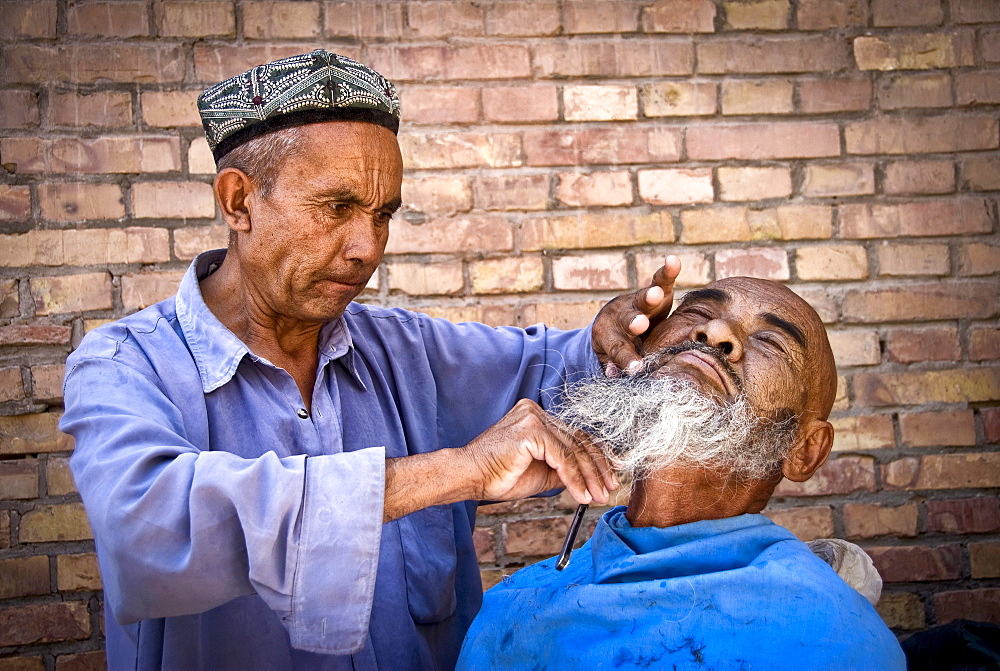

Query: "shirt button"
<box><xmin>296</xmin><ymin>408</ymin><xmax>309</xmax><ymax>419</ymax></box>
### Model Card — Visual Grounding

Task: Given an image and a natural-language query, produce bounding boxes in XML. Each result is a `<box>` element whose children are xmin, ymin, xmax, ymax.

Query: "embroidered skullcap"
<box><xmin>198</xmin><ymin>49</ymin><xmax>401</xmax><ymax>162</ymax></box>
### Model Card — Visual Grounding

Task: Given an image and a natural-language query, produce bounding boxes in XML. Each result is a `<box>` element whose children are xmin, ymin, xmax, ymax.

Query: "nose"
<box><xmin>690</xmin><ymin>319</ymin><xmax>744</xmax><ymax>362</ymax></box>
<box><xmin>342</xmin><ymin>211</ymin><xmax>385</xmax><ymax>266</ymax></box>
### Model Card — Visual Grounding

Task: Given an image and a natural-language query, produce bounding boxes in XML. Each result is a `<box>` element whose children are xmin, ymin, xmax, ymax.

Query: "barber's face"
<box><xmin>242</xmin><ymin>121</ymin><xmax>403</xmax><ymax>323</ymax></box>
<box><xmin>642</xmin><ymin>277</ymin><xmax>835</xmax><ymax>422</ymax></box>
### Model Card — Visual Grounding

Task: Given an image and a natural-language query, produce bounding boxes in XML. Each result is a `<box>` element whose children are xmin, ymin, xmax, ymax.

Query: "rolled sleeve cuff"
<box><xmin>289</xmin><ymin>446</ymin><xmax>385</xmax><ymax>654</ymax></box>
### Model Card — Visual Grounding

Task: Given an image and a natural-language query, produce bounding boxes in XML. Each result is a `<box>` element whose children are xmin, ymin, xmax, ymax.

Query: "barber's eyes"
<box><xmin>374</xmin><ymin>210</ymin><xmax>393</xmax><ymax>226</ymax></box>
<box><xmin>753</xmin><ymin>332</ymin><xmax>789</xmax><ymax>355</ymax></box>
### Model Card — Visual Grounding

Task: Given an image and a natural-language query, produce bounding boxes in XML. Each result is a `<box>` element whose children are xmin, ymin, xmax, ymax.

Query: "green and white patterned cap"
<box><xmin>198</xmin><ymin>49</ymin><xmax>401</xmax><ymax>162</ymax></box>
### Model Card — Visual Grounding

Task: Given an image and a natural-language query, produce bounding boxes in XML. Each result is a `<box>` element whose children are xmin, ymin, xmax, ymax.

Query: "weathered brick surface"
<box><xmin>503</xmin><ymin>516</ymin><xmax>569</xmax><ymax>557</ymax></box>
<box><xmin>19</xmin><ymin>503</ymin><xmax>93</xmax><ymax>543</ymax></box>
<box><xmin>552</xmin><ymin>253</ymin><xmax>629</xmax><ymax>291</ymax></box>
<box><xmin>969</xmin><ymin>541</ymin><xmax>1000</xmax><ymax>579</ymax></box>
<box><xmin>470</xmin><ymin>257</ymin><xmax>544</xmax><ymax>294</ymax></box>
<box><xmin>48</xmin><ymin>91</ymin><xmax>132</xmax><ymax>128</ymax></box>
<box><xmin>842</xmin><ymin>282</ymin><xmax>997</xmax><ymax>323</ymax></box>
<box><xmin>868</xmin><ymin>545</ymin><xmax>964</xmax><ymax>582</ymax></box>
<box><xmin>0</xmin><ymin>602</ymin><xmax>89</xmax><ymax>646</ymax></box>
<box><xmin>773</xmin><ymin>456</ymin><xmax>876</xmax><ymax>496</ymax></box>
<box><xmin>121</xmin><ymin>270</ymin><xmax>186</xmax><ymax>310</ymax></box>
<box><xmin>388</xmin><ymin>262</ymin><xmax>463</xmax><ymax>296</ymax></box>
<box><xmin>899</xmin><ymin>410</ymin><xmax>976</xmax><ymax>447</ymax></box>
<box><xmin>843</xmin><ymin>503</ymin><xmax>918</xmax><ymax>539</ymax></box>
<box><xmin>715</xmin><ymin>247</ymin><xmax>789</xmax><ymax>280</ymax></box>
<box><xmin>829</xmin><ymin>414</ymin><xmax>894</xmax><ymax>450</ymax></box>
<box><xmin>56</xmin><ymin>553</ymin><xmax>103</xmax><ymax>592</ymax></box>
<box><xmin>884</xmin><ymin>453</ymin><xmax>1000</xmax><ymax>489</ymax></box>
<box><xmin>521</xmin><ymin>212</ymin><xmax>674</xmax><ymax>250</ymax></box>
<box><xmin>761</xmin><ymin>506</ymin><xmax>833</xmax><ymax>541</ymax></box>
<box><xmin>934</xmin><ymin>589</ymin><xmax>1000</xmax><ymax>625</ymax></box>
<box><xmin>31</xmin><ymin>273</ymin><xmax>113</xmax><ymax>315</ymax></box>
<box><xmin>876</xmin><ymin>591</ymin><xmax>926</xmax><ymax>630</ymax></box>
<box><xmin>0</xmin><ymin>555</ymin><xmax>50</xmax><ymax>599</ymax></box>
<box><xmin>0</xmin><ymin>458</ymin><xmax>39</xmax><ymax>500</ymax></box>
<box><xmin>877</xmin><ymin>243</ymin><xmax>950</xmax><ymax>277</ymax></box>
<box><xmin>841</xmin><ymin>198</ymin><xmax>992</xmax><ymax>239</ymax></box>
<box><xmin>886</xmin><ymin>327</ymin><xmax>960</xmax><ymax>363</ymax></box>
<box><xmin>927</xmin><ymin>498</ymin><xmax>1000</xmax><ymax>535</ymax></box>
<box><xmin>879</xmin><ymin>73</ymin><xmax>953</xmax><ymax>110</ymax></box>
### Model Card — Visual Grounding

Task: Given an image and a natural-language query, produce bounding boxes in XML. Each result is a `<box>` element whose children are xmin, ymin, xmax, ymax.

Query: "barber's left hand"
<box><xmin>592</xmin><ymin>255</ymin><xmax>681</xmax><ymax>376</ymax></box>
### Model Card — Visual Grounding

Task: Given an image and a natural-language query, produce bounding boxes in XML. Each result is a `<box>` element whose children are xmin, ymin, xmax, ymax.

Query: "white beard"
<box><xmin>551</xmin><ymin>353</ymin><xmax>800</xmax><ymax>483</ymax></box>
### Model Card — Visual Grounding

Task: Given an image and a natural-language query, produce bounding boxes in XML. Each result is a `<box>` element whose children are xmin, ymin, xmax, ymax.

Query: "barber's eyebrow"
<box><xmin>760</xmin><ymin>312</ymin><xmax>807</xmax><ymax>348</ymax></box>
<box><xmin>680</xmin><ymin>288</ymin><xmax>730</xmax><ymax>305</ymax></box>
<box><xmin>317</xmin><ymin>189</ymin><xmax>402</xmax><ymax>212</ymax></box>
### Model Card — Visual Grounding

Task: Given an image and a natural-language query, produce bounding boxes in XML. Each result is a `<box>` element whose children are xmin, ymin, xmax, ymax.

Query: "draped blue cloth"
<box><xmin>458</xmin><ymin>507</ymin><xmax>905</xmax><ymax>670</ymax></box>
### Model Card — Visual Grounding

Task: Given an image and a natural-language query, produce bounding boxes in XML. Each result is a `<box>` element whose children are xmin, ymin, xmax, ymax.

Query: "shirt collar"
<box><xmin>175</xmin><ymin>249</ymin><xmax>363</xmax><ymax>393</ymax></box>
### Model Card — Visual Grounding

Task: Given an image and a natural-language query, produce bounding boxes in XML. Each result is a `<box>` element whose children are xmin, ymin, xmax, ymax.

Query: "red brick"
<box><xmin>388</xmin><ymin>262</ymin><xmax>463</xmax><ymax>296</ymax></box>
<box><xmin>772</xmin><ymin>456</ymin><xmax>876</xmax><ymax>496</ymax></box>
<box><xmin>323</xmin><ymin>1</ymin><xmax>403</xmax><ymax>37</ymax></box>
<box><xmin>504</xmin><ymin>516</ymin><xmax>569</xmax><ymax>557</ymax></box>
<box><xmin>868</xmin><ymin>545</ymin><xmax>963</xmax><ymax>582</ymax></box>
<box><xmin>474</xmin><ymin>174</ymin><xmax>550</xmax><ymax>211</ymax></box>
<box><xmin>419</xmin><ymin>304</ymin><xmax>518</xmax><ymax>328</ymax></box>
<box><xmin>959</xmin><ymin>242</ymin><xmax>1000</xmax><ymax>277</ymax></box>
<box><xmin>473</xmin><ymin>527</ymin><xmax>495</xmax><ymax>563</ymax></box>
<box><xmin>20</xmin><ymin>503</ymin><xmax>92</xmax><ymax>543</ymax></box>
<box><xmin>0</xmin><ymin>90</ymin><xmax>39</xmax><ymax>129</ymax></box>
<box><xmin>31</xmin><ymin>363</ymin><xmax>64</xmax><ymax>401</ymax></box>
<box><xmin>722</xmin><ymin>80</ymin><xmax>793</xmax><ymax>115</ymax></box>
<box><xmin>638</xmin><ymin>168</ymin><xmax>713</xmax><ymax>205</ymax></box>
<box><xmin>0</xmin><ymin>185</ymin><xmax>31</xmax><ymax>221</ymax></box>
<box><xmin>861</xmin><ymin>366</ymin><xmax>1000</xmax><ymax>406</ymax></box>
<box><xmin>365</xmin><ymin>45</ymin><xmax>531</xmax><ymax>82</ymax></box>
<box><xmin>0</xmin><ymin>602</ymin><xmax>89</xmax><ymax>646</ymax></box>
<box><xmin>985</xmin><ymin>29</ymin><xmax>1000</xmax><ymax>62</ymax></box>
<box><xmin>0</xmin><ymin>1</ymin><xmax>57</xmax><ymax>38</ymax></box>
<box><xmin>0</xmin><ymin>555</ymin><xmax>49</xmax><ymax>598</ymax></box>
<box><xmin>698</xmin><ymin>37</ymin><xmax>849</xmax><ymax>74</ymax></box>
<box><xmin>121</xmin><ymin>270</ymin><xmax>185</xmax><ymax>310</ymax></box>
<box><xmin>828</xmin><ymin>330</ymin><xmax>881</xmax><ymax>368</ymax></box>
<box><xmin>877</xmin><ymin>243</ymin><xmax>950</xmax><ymax>277</ymax></box>
<box><xmin>715</xmin><ymin>247</ymin><xmax>789</xmax><ymax>281</ymax></box>
<box><xmin>243</xmin><ymin>1</ymin><xmax>321</xmax><ymax>39</ymax></box>
<box><xmin>46</xmin><ymin>456</ymin><xmax>77</xmax><ymax>497</ymax></box>
<box><xmin>525</xmin><ymin>127</ymin><xmax>681</xmax><ymax>166</ymax></box>
<box><xmin>900</xmin><ymin>410</ymin><xmax>976</xmax><ymax>447</ymax></box>
<box><xmin>884</xmin><ymin>452</ymin><xmax>1000</xmax><ymax>489</ymax></box>
<box><xmin>520</xmin><ymin>210</ymin><xmax>674</xmax><ymax>251</ymax></box>
<box><xmin>67</xmin><ymin>1</ymin><xmax>149</xmax><ymax>37</ymax></box>
<box><xmin>876</xmin><ymin>592</ymin><xmax>926</xmax><ymax>630</ymax></box>
<box><xmin>470</xmin><ymin>257</ymin><xmax>544</xmax><ymax>294</ymax></box>
<box><xmin>2</xmin><ymin>44</ymin><xmax>186</xmax><ymax>85</ymax></box>
<box><xmin>1</xmin><ymin>137</ymin><xmax>48</xmax><ymax>173</ymax></box>
<box><xmin>797</xmin><ymin>0</ymin><xmax>865</xmax><ymax>29</ymax></box>
<box><xmin>872</xmin><ymin>0</ymin><xmax>943</xmax><ymax>26</ymax></box>
<box><xmin>403</xmin><ymin>176</ymin><xmax>471</xmax><ymax>215</ymax></box>
<box><xmin>761</xmin><ymin>506</ymin><xmax>833</xmax><ymax>541</ymax></box>
<box><xmin>927</xmin><ymin>497</ymin><xmax>1000</xmax><ymax>534</ymax></box>
<box><xmin>642</xmin><ymin>0</ymin><xmax>716</xmax><ymax>32</ymax></box>
<box><xmin>0</xmin><ymin>655</ymin><xmax>44</xmax><ymax>671</ymax></box>
<box><xmin>680</xmin><ymin>204</ymin><xmax>832</xmax><ymax>243</ymax></box>
<box><xmin>56</xmin><ymin>553</ymin><xmax>102</xmax><ymax>592</ymax></box>
<box><xmin>192</xmin><ymin>44</ymin><xmax>318</xmax><ymax>83</ymax></box>
<box><xmin>885</xmin><ymin>327</ymin><xmax>961</xmax><ymax>364</ymax></box>
<box><xmin>0</xmin><ymin>367</ymin><xmax>25</xmax><ymax>405</ymax></box>
<box><xmin>985</xmin><ymin>408</ymin><xmax>1000</xmax><ymax>444</ymax></box>
<box><xmin>846</xmin><ymin>115</ymin><xmax>996</xmax><ymax>154</ymax></box>
<box><xmin>718</xmin><ymin>167</ymin><xmax>791</xmax><ymax>201</ymax></box>
<box><xmin>844</xmin><ymin>503</ymin><xmax>918</xmax><ymax>539</ymax></box>
<box><xmin>798</xmin><ymin>78</ymin><xmax>872</xmax><ymax>113</ymax></box>
<box><xmin>51</xmin><ymin>137</ymin><xmax>181</xmax><ymax>174</ymax></box>
<box><xmin>636</xmin><ymin>251</ymin><xmax>710</xmax><ymax>288</ymax></box>
<box><xmin>953</xmin><ymin>0</ymin><xmax>1000</xmax><ymax>23</ymax></box>
<box><xmin>401</xmin><ymin>132</ymin><xmax>521</xmax><ymax>169</ymax></box>
<box><xmin>829</xmin><ymin>414</ymin><xmax>894</xmax><ymax>450</ymax></box>
<box><xmin>801</xmin><ymin>163</ymin><xmax>874</xmax><ymax>197</ymax></box>
<box><xmin>556</xmin><ymin>172</ymin><xmax>633</xmax><ymax>207</ymax></box>
<box><xmin>964</xmin><ymin>157</ymin><xmax>1000</xmax><ymax>190</ymax></box>
<box><xmin>957</xmin><ymin>71</ymin><xmax>1000</xmax><ymax>106</ymax></box>
<box><xmin>0</xmin><ymin>324</ymin><xmax>71</xmax><ymax>348</ymax></box>
<box><xmin>48</xmin><ymin>91</ymin><xmax>133</xmax><ymax>128</ymax></box>
<box><xmin>533</xmin><ymin>40</ymin><xmax>694</xmax><ymax>77</ymax></box>
<box><xmin>188</xmin><ymin>138</ymin><xmax>216</xmax><ymax>175</ymax></box>
<box><xmin>935</xmin><ymin>589</ymin><xmax>1000</xmax><ymax>625</ymax></box>
<box><xmin>642</xmin><ymin>82</ymin><xmax>717</xmax><ymax>117</ymax></box>
<box><xmin>564</xmin><ymin>85</ymin><xmax>638</xmax><ymax>121</ymax></box>
<box><xmin>971</xmin><ymin>328</ymin><xmax>1000</xmax><ymax>361</ymax></box>
<box><xmin>844</xmin><ymin>282</ymin><xmax>996</xmax><ymax>323</ymax></box>
<box><xmin>854</xmin><ymin>32</ymin><xmax>974</xmax><ymax>71</ymax></box>
<box><xmin>795</xmin><ymin>245</ymin><xmax>868</xmax><ymax>281</ymax></box>
<box><xmin>521</xmin><ymin>300</ymin><xmax>606</xmax><ymax>330</ymax></box>
<box><xmin>0</xmin><ymin>280</ymin><xmax>18</xmax><ymax>319</ymax></box>
<box><xmin>400</xmin><ymin>87</ymin><xmax>479</xmax><ymax>125</ymax></box>
<box><xmin>0</xmin><ymin>512</ymin><xmax>8</xmax><ymax>550</ymax></box>
<box><xmin>688</xmin><ymin>122</ymin><xmax>839</xmax><ymax>160</ymax></box>
<box><xmin>0</xmin><ymin>458</ymin><xmax>38</xmax><ymax>500</ymax></box>
<box><xmin>386</xmin><ymin>215</ymin><xmax>512</xmax><ymax>254</ymax></box>
<box><xmin>552</xmin><ymin>253</ymin><xmax>629</xmax><ymax>291</ymax></box>
<box><xmin>884</xmin><ymin>159</ymin><xmax>955</xmax><ymax>195</ymax></box>
<box><xmin>970</xmin><ymin>541</ymin><xmax>1000</xmax><ymax>578</ymax></box>
<box><xmin>31</xmin><ymin>273</ymin><xmax>113</xmax><ymax>316</ymax></box>
<box><xmin>723</xmin><ymin>0</ymin><xmax>791</xmax><ymax>30</ymax></box>
<box><xmin>141</xmin><ymin>91</ymin><xmax>202</xmax><ymax>128</ymax></box>
<box><xmin>55</xmin><ymin>650</ymin><xmax>107</xmax><ymax>671</ymax></box>
<box><xmin>878</xmin><ymin>73</ymin><xmax>952</xmax><ymax>109</ymax></box>
<box><xmin>38</xmin><ymin>183</ymin><xmax>125</xmax><ymax>222</ymax></box>
<box><xmin>154</xmin><ymin>0</ymin><xmax>234</xmax><ymax>37</ymax></box>
<box><xmin>481</xmin><ymin>86</ymin><xmax>558</xmax><ymax>123</ymax></box>
<box><xmin>133</xmin><ymin>182</ymin><xmax>215</xmax><ymax>219</ymax></box>
<box><xmin>484</xmin><ymin>1</ymin><xmax>560</xmax><ymax>36</ymax></box>
<box><xmin>564</xmin><ymin>1</ymin><xmax>640</xmax><ymax>33</ymax></box>
<box><xmin>406</xmin><ymin>2</ymin><xmax>483</xmax><ymax>38</ymax></box>
<box><xmin>841</xmin><ymin>198</ymin><xmax>991</xmax><ymax>238</ymax></box>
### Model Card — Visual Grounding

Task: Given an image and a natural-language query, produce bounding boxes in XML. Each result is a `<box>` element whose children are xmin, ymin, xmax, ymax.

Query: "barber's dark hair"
<box><xmin>215</xmin><ymin>125</ymin><xmax>305</xmax><ymax>198</ymax></box>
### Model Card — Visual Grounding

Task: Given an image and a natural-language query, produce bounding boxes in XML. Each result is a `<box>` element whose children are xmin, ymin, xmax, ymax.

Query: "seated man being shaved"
<box><xmin>457</xmin><ymin>277</ymin><xmax>905</xmax><ymax>670</ymax></box>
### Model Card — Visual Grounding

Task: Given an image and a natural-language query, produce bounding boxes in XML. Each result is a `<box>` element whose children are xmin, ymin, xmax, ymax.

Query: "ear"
<box><xmin>214</xmin><ymin>168</ymin><xmax>254</xmax><ymax>233</ymax></box>
<box><xmin>781</xmin><ymin>419</ymin><xmax>833</xmax><ymax>483</ymax></box>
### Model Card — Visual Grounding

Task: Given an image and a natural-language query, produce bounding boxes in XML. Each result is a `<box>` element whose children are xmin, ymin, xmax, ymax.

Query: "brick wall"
<box><xmin>1</xmin><ymin>0</ymin><xmax>998</xmax><ymax>665</ymax></box>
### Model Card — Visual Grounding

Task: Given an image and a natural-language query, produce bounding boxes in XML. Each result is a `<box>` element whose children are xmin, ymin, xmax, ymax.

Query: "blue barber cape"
<box><xmin>458</xmin><ymin>507</ymin><xmax>905</xmax><ymax>670</ymax></box>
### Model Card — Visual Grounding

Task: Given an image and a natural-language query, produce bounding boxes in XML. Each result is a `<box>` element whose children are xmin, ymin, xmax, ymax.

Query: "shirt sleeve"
<box><xmin>61</xmin><ymin>355</ymin><xmax>385</xmax><ymax>655</ymax></box>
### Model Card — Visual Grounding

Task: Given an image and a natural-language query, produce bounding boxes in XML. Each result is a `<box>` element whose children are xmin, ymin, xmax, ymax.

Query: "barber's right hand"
<box><xmin>461</xmin><ymin>398</ymin><xmax>616</xmax><ymax>505</ymax></box>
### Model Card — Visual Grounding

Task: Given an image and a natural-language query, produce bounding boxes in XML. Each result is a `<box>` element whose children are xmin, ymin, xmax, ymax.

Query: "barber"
<box><xmin>60</xmin><ymin>51</ymin><xmax>677</xmax><ymax>670</ymax></box>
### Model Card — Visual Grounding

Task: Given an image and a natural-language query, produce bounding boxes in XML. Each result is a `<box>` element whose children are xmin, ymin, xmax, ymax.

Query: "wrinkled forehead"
<box><xmin>681</xmin><ymin>277</ymin><xmax>823</xmax><ymax>338</ymax></box>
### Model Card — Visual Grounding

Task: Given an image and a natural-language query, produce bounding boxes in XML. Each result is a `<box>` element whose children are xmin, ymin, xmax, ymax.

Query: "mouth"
<box><xmin>649</xmin><ymin>341</ymin><xmax>742</xmax><ymax>400</ymax></box>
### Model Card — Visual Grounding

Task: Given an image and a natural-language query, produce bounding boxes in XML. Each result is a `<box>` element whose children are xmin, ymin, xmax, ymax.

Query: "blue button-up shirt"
<box><xmin>61</xmin><ymin>250</ymin><xmax>598</xmax><ymax>670</ymax></box>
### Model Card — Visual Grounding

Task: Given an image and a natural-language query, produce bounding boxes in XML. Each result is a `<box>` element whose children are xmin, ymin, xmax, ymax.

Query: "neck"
<box><xmin>625</xmin><ymin>465</ymin><xmax>777</xmax><ymax>528</ymax></box>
